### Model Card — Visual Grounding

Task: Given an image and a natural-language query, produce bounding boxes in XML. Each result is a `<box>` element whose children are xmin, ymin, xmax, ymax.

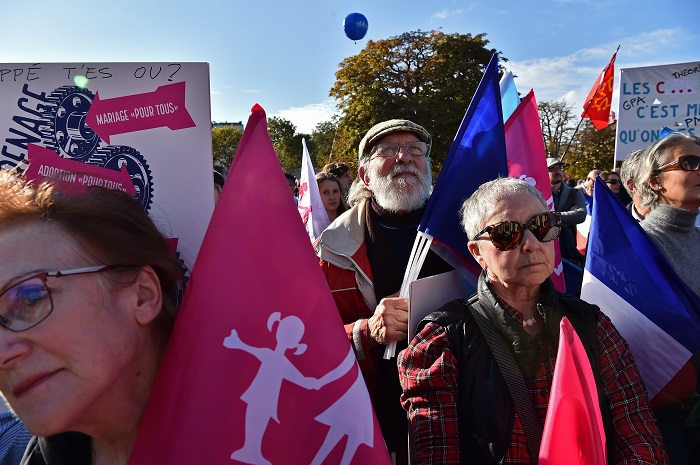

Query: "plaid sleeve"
<box><xmin>597</xmin><ymin>311</ymin><xmax>670</xmax><ymax>465</ymax></box>
<box><xmin>398</xmin><ymin>322</ymin><xmax>460</xmax><ymax>465</ymax></box>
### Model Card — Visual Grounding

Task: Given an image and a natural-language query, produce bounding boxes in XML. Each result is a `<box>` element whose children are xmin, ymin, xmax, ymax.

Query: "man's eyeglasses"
<box><xmin>653</xmin><ymin>155</ymin><xmax>700</xmax><ymax>174</ymax></box>
<box><xmin>371</xmin><ymin>142</ymin><xmax>429</xmax><ymax>158</ymax></box>
<box><xmin>472</xmin><ymin>212</ymin><xmax>561</xmax><ymax>251</ymax></box>
<box><xmin>0</xmin><ymin>265</ymin><xmax>126</xmax><ymax>332</ymax></box>
<box><xmin>605</xmin><ymin>179</ymin><xmax>620</xmax><ymax>185</ymax></box>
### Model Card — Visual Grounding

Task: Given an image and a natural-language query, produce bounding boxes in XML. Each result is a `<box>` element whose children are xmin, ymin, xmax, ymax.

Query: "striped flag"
<box><xmin>580</xmin><ymin>177</ymin><xmax>700</xmax><ymax>408</ymax></box>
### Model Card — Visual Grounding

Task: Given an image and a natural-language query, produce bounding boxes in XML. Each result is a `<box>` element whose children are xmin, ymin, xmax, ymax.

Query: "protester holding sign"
<box><xmin>398</xmin><ymin>178</ymin><xmax>667</xmax><ymax>465</ymax></box>
<box><xmin>0</xmin><ymin>172</ymin><xmax>182</xmax><ymax>465</ymax></box>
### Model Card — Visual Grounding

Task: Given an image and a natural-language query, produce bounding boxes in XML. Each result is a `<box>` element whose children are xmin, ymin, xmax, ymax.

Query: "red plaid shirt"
<box><xmin>398</xmin><ymin>304</ymin><xmax>668</xmax><ymax>465</ymax></box>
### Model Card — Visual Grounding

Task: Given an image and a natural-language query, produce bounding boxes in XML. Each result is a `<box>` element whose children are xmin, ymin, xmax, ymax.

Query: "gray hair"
<box><xmin>346</xmin><ymin>178</ymin><xmax>371</xmax><ymax>207</ymax></box>
<box><xmin>619</xmin><ymin>149</ymin><xmax>644</xmax><ymax>196</ymax></box>
<box><xmin>460</xmin><ymin>177</ymin><xmax>548</xmax><ymax>242</ymax></box>
<box><xmin>636</xmin><ymin>132</ymin><xmax>700</xmax><ymax>208</ymax></box>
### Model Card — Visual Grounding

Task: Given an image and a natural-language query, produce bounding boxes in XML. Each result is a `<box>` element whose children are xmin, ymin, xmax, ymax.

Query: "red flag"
<box><xmin>539</xmin><ymin>317</ymin><xmax>606</xmax><ymax>465</ymax></box>
<box><xmin>129</xmin><ymin>104</ymin><xmax>392</xmax><ymax>465</ymax></box>
<box><xmin>581</xmin><ymin>51</ymin><xmax>617</xmax><ymax>130</ymax></box>
<box><xmin>504</xmin><ymin>90</ymin><xmax>567</xmax><ymax>293</ymax></box>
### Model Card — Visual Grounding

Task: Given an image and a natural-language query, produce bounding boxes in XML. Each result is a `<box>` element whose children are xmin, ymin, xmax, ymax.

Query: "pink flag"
<box><xmin>129</xmin><ymin>104</ymin><xmax>391</xmax><ymax>465</ymax></box>
<box><xmin>539</xmin><ymin>317</ymin><xmax>606</xmax><ymax>465</ymax></box>
<box><xmin>504</xmin><ymin>90</ymin><xmax>566</xmax><ymax>292</ymax></box>
<box><xmin>298</xmin><ymin>138</ymin><xmax>330</xmax><ymax>241</ymax></box>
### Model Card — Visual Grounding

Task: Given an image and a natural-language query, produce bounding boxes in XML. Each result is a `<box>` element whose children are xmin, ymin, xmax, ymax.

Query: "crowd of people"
<box><xmin>0</xmin><ymin>116</ymin><xmax>697</xmax><ymax>465</ymax></box>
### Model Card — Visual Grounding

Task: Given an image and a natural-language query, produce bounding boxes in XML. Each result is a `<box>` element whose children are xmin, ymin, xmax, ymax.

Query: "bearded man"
<box><xmin>315</xmin><ymin>120</ymin><xmax>452</xmax><ymax>464</ymax></box>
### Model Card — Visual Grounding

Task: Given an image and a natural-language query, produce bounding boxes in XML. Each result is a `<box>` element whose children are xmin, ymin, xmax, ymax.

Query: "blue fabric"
<box><xmin>585</xmin><ymin>177</ymin><xmax>700</xmax><ymax>353</ymax></box>
<box><xmin>419</xmin><ymin>54</ymin><xmax>508</xmax><ymax>262</ymax></box>
<box><xmin>0</xmin><ymin>412</ymin><xmax>31</xmax><ymax>465</ymax></box>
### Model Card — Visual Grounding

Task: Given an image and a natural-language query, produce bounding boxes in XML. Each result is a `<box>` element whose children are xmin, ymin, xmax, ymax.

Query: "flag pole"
<box><xmin>560</xmin><ymin>45</ymin><xmax>620</xmax><ymax>164</ymax></box>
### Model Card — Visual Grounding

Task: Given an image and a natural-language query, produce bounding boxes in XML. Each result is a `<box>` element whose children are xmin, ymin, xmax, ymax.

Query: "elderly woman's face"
<box><xmin>0</xmin><ymin>222</ymin><xmax>153</xmax><ymax>436</ymax></box>
<box><xmin>654</xmin><ymin>140</ymin><xmax>700</xmax><ymax>211</ymax></box>
<box><xmin>468</xmin><ymin>193</ymin><xmax>555</xmax><ymax>291</ymax></box>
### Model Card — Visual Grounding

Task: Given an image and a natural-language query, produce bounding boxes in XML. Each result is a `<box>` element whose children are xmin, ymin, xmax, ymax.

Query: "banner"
<box><xmin>0</xmin><ymin>62</ymin><xmax>213</xmax><ymax>272</ymax></box>
<box><xmin>614</xmin><ymin>61</ymin><xmax>700</xmax><ymax>164</ymax></box>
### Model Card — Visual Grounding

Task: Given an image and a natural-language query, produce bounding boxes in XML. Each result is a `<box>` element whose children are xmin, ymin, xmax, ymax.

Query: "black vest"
<box><xmin>419</xmin><ymin>279</ymin><xmax>613</xmax><ymax>464</ymax></box>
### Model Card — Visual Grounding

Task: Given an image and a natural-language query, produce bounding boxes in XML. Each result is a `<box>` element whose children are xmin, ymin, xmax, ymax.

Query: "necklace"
<box><xmin>522</xmin><ymin>316</ymin><xmax>537</xmax><ymax>327</ymax></box>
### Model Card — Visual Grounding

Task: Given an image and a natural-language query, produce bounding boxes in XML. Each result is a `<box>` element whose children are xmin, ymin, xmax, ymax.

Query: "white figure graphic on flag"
<box><xmin>223</xmin><ymin>312</ymin><xmax>362</xmax><ymax>465</ymax></box>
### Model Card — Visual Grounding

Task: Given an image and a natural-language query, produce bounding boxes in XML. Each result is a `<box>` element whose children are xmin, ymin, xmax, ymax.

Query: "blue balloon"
<box><xmin>343</xmin><ymin>13</ymin><xmax>368</xmax><ymax>41</ymax></box>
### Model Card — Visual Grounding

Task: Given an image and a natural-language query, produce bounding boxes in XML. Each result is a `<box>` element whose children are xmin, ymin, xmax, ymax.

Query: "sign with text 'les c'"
<box><xmin>614</xmin><ymin>61</ymin><xmax>700</xmax><ymax>164</ymax></box>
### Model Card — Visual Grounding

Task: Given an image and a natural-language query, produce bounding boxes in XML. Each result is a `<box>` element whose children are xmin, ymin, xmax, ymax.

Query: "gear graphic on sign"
<box><xmin>96</xmin><ymin>146</ymin><xmax>154</xmax><ymax>212</ymax></box>
<box><xmin>43</xmin><ymin>86</ymin><xmax>103</xmax><ymax>162</ymax></box>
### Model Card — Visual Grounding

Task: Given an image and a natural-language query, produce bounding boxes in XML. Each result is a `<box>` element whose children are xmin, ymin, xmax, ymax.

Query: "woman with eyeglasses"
<box><xmin>0</xmin><ymin>171</ymin><xmax>182</xmax><ymax>465</ymax></box>
<box><xmin>398</xmin><ymin>177</ymin><xmax>667</xmax><ymax>465</ymax></box>
<box><xmin>635</xmin><ymin>132</ymin><xmax>700</xmax><ymax>465</ymax></box>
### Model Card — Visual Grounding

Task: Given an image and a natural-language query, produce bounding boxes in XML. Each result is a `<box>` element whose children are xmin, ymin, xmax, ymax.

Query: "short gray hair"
<box><xmin>636</xmin><ymin>132</ymin><xmax>700</xmax><ymax>208</ymax></box>
<box><xmin>460</xmin><ymin>177</ymin><xmax>548</xmax><ymax>242</ymax></box>
<box><xmin>619</xmin><ymin>149</ymin><xmax>644</xmax><ymax>195</ymax></box>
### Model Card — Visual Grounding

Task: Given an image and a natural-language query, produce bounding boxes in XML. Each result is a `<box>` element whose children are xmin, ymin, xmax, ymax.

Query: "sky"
<box><xmin>2</xmin><ymin>0</ymin><xmax>699</xmax><ymax>134</ymax></box>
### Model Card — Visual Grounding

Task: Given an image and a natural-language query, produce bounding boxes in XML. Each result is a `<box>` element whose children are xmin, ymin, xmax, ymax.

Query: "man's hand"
<box><xmin>367</xmin><ymin>296</ymin><xmax>409</xmax><ymax>346</ymax></box>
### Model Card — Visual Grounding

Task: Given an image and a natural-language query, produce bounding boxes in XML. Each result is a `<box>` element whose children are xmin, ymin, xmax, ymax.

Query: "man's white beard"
<box><xmin>370</xmin><ymin>161</ymin><xmax>432</xmax><ymax>213</ymax></box>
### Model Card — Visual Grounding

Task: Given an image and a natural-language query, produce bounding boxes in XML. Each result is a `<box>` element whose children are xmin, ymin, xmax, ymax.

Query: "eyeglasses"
<box><xmin>0</xmin><ymin>265</ymin><xmax>125</xmax><ymax>332</ymax></box>
<box><xmin>472</xmin><ymin>212</ymin><xmax>562</xmax><ymax>251</ymax></box>
<box><xmin>371</xmin><ymin>142</ymin><xmax>429</xmax><ymax>158</ymax></box>
<box><xmin>653</xmin><ymin>155</ymin><xmax>700</xmax><ymax>174</ymax></box>
<box><xmin>605</xmin><ymin>179</ymin><xmax>620</xmax><ymax>185</ymax></box>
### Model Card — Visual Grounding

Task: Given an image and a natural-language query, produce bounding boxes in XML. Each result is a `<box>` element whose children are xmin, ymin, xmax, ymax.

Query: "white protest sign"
<box><xmin>614</xmin><ymin>61</ymin><xmax>700</xmax><ymax>164</ymax></box>
<box><xmin>0</xmin><ymin>62</ymin><xmax>213</xmax><ymax>272</ymax></box>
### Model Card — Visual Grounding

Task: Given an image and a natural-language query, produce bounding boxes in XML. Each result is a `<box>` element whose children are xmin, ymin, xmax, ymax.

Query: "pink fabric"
<box><xmin>539</xmin><ymin>317</ymin><xmax>606</xmax><ymax>465</ymax></box>
<box><xmin>129</xmin><ymin>104</ymin><xmax>391</xmax><ymax>465</ymax></box>
<box><xmin>504</xmin><ymin>90</ymin><xmax>566</xmax><ymax>292</ymax></box>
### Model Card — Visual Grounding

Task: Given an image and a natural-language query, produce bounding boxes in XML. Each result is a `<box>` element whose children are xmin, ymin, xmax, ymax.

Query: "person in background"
<box><xmin>600</xmin><ymin>170</ymin><xmax>622</xmax><ymax>195</ymax></box>
<box><xmin>284</xmin><ymin>172</ymin><xmax>298</xmax><ymax>204</ymax></box>
<box><xmin>0</xmin><ymin>171</ymin><xmax>183</xmax><ymax>465</ymax></box>
<box><xmin>315</xmin><ymin>172</ymin><xmax>347</xmax><ymax>223</ymax></box>
<box><xmin>547</xmin><ymin>157</ymin><xmax>586</xmax><ymax>264</ymax></box>
<box><xmin>579</xmin><ymin>168</ymin><xmax>603</xmax><ymax>197</ymax></box>
<box><xmin>620</xmin><ymin>150</ymin><xmax>651</xmax><ymax>221</ymax></box>
<box><xmin>398</xmin><ymin>177</ymin><xmax>668</xmax><ymax>465</ymax></box>
<box><xmin>322</xmin><ymin>162</ymin><xmax>354</xmax><ymax>197</ymax></box>
<box><xmin>636</xmin><ymin>132</ymin><xmax>700</xmax><ymax>464</ymax></box>
<box><xmin>314</xmin><ymin>119</ymin><xmax>451</xmax><ymax>464</ymax></box>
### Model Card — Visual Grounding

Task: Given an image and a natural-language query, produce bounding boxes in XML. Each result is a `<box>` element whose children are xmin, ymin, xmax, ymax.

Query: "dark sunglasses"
<box><xmin>653</xmin><ymin>155</ymin><xmax>700</xmax><ymax>174</ymax></box>
<box><xmin>472</xmin><ymin>212</ymin><xmax>561</xmax><ymax>251</ymax></box>
<box><xmin>0</xmin><ymin>265</ymin><xmax>126</xmax><ymax>332</ymax></box>
<box><xmin>605</xmin><ymin>179</ymin><xmax>620</xmax><ymax>185</ymax></box>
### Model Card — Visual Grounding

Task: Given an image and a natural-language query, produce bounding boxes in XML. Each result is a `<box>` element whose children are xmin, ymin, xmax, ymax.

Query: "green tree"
<box><xmin>566</xmin><ymin>120</ymin><xmax>617</xmax><ymax>180</ymax></box>
<box><xmin>267</xmin><ymin>116</ymin><xmax>300</xmax><ymax>172</ymax></box>
<box><xmin>211</xmin><ymin>126</ymin><xmax>243</xmax><ymax>171</ymax></box>
<box><xmin>330</xmin><ymin>30</ymin><xmax>504</xmax><ymax>177</ymax></box>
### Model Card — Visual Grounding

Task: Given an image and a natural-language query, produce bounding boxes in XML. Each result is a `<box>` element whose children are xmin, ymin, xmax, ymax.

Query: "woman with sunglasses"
<box><xmin>635</xmin><ymin>132</ymin><xmax>700</xmax><ymax>464</ymax></box>
<box><xmin>0</xmin><ymin>171</ymin><xmax>182</xmax><ymax>465</ymax></box>
<box><xmin>398</xmin><ymin>177</ymin><xmax>667</xmax><ymax>465</ymax></box>
<box><xmin>636</xmin><ymin>132</ymin><xmax>700</xmax><ymax>298</ymax></box>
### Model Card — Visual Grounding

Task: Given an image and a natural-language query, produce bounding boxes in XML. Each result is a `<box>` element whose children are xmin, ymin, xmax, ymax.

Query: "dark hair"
<box><xmin>0</xmin><ymin>171</ymin><xmax>182</xmax><ymax>333</ymax></box>
<box><xmin>600</xmin><ymin>171</ymin><xmax>620</xmax><ymax>182</ymax></box>
<box><xmin>315</xmin><ymin>172</ymin><xmax>348</xmax><ymax>216</ymax></box>
<box><xmin>322</xmin><ymin>162</ymin><xmax>350</xmax><ymax>177</ymax></box>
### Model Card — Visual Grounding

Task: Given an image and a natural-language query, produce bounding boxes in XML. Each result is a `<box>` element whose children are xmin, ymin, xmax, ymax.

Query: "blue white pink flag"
<box><xmin>504</xmin><ymin>89</ymin><xmax>566</xmax><ymax>292</ymax></box>
<box><xmin>417</xmin><ymin>53</ymin><xmax>508</xmax><ymax>285</ymax></box>
<box><xmin>298</xmin><ymin>138</ymin><xmax>330</xmax><ymax>241</ymax></box>
<box><xmin>539</xmin><ymin>317</ymin><xmax>606</xmax><ymax>465</ymax></box>
<box><xmin>580</xmin><ymin>177</ymin><xmax>700</xmax><ymax>408</ymax></box>
<box><xmin>499</xmin><ymin>70</ymin><xmax>520</xmax><ymax>123</ymax></box>
<box><xmin>129</xmin><ymin>104</ymin><xmax>392</xmax><ymax>465</ymax></box>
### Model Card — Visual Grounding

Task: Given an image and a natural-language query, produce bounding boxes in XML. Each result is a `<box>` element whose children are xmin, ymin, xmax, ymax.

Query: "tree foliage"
<box><xmin>267</xmin><ymin>116</ymin><xmax>303</xmax><ymax>173</ymax></box>
<box><xmin>329</xmin><ymin>30</ymin><xmax>504</xmax><ymax>177</ymax></box>
<box><xmin>211</xmin><ymin>126</ymin><xmax>243</xmax><ymax>171</ymax></box>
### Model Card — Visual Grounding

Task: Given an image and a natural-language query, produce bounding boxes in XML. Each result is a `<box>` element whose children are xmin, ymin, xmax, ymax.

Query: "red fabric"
<box><xmin>129</xmin><ymin>104</ymin><xmax>392</xmax><ymax>465</ymax></box>
<box><xmin>399</xmin><ymin>310</ymin><xmax>668</xmax><ymax>465</ymax></box>
<box><xmin>539</xmin><ymin>317</ymin><xmax>606</xmax><ymax>465</ymax></box>
<box><xmin>504</xmin><ymin>90</ymin><xmax>567</xmax><ymax>293</ymax></box>
<box><xmin>582</xmin><ymin>52</ymin><xmax>617</xmax><ymax>130</ymax></box>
